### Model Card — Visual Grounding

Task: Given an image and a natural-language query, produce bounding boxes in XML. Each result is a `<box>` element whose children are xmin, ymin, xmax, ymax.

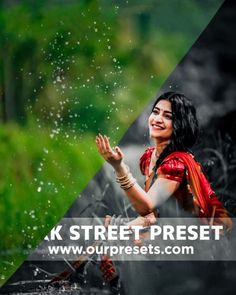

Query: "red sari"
<box><xmin>140</xmin><ymin>147</ymin><xmax>232</xmax><ymax>231</ymax></box>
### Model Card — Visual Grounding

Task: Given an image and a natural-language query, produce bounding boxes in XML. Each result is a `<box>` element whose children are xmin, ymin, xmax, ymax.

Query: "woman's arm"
<box><xmin>126</xmin><ymin>177</ymin><xmax>180</xmax><ymax>216</ymax></box>
<box><xmin>116</xmin><ymin>161</ymin><xmax>179</xmax><ymax>215</ymax></box>
<box><xmin>96</xmin><ymin>134</ymin><xmax>180</xmax><ymax>216</ymax></box>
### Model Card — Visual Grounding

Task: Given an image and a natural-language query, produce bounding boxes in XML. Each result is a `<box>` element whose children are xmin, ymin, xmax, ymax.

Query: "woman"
<box><xmin>49</xmin><ymin>92</ymin><xmax>231</xmax><ymax>292</ymax></box>
<box><xmin>96</xmin><ymin>91</ymin><xmax>232</xmax><ymax>229</ymax></box>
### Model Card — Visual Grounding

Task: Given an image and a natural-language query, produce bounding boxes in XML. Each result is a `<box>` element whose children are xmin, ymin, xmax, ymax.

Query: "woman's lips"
<box><xmin>151</xmin><ymin>124</ymin><xmax>164</xmax><ymax>130</ymax></box>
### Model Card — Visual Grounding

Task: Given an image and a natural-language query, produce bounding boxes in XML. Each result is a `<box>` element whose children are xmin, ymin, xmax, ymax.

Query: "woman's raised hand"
<box><xmin>95</xmin><ymin>134</ymin><xmax>124</xmax><ymax>168</ymax></box>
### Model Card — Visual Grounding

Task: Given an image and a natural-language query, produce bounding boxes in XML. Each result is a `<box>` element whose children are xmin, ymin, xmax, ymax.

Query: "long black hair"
<box><xmin>152</xmin><ymin>91</ymin><xmax>199</xmax><ymax>166</ymax></box>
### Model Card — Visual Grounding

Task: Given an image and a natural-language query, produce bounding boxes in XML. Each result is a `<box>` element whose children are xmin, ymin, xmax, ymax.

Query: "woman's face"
<box><xmin>148</xmin><ymin>99</ymin><xmax>173</xmax><ymax>141</ymax></box>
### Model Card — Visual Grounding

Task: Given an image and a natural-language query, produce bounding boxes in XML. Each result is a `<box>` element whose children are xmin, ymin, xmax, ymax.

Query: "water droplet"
<box><xmin>43</xmin><ymin>148</ymin><xmax>49</xmax><ymax>154</ymax></box>
<box><xmin>56</xmin><ymin>76</ymin><xmax>62</xmax><ymax>82</ymax></box>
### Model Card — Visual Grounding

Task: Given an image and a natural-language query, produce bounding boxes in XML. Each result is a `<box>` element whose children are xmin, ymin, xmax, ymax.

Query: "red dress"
<box><xmin>139</xmin><ymin>147</ymin><xmax>232</xmax><ymax>230</ymax></box>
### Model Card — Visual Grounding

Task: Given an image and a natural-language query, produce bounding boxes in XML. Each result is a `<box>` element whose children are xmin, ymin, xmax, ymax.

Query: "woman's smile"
<box><xmin>150</xmin><ymin>123</ymin><xmax>164</xmax><ymax>130</ymax></box>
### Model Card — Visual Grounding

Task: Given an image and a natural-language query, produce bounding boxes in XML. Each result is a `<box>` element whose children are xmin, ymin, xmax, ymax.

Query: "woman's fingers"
<box><xmin>98</xmin><ymin>134</ymin><xmax>106</xmax><ymax>153</ymax></box>
<box><xmin>96</xmin><ymin>134</ymin><xmax>112</xmax><ymax>155</ymax></box>
<box><xmin>95</xmin><ymin>136</ymin><xmax>103</xmax><ymax>154</ymax></box>
<box><xmin>96</xmin><ymin>134</ymin><xmax>107</xmax><ymax>155</ymax></box>
<box><xmin>101</xmin><ymin>134</ymin><xmax>111</xmax><ymax>154</ymax></box>
<box><xmin>104</xmin><ymin>135</ymin><xmax>112</xmax><ymax>152</ymax></box>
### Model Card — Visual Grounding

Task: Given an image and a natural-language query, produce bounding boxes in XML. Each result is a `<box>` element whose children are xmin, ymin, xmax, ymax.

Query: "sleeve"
<box><xmin>139</xmin><ymin>147</ymin><xmax>155</xmax><ymax>176</ymax></box>
<box><xmin>157</xmin><ymin>157</ymin><xmax>186</xmax><ymax>183</ymax></box>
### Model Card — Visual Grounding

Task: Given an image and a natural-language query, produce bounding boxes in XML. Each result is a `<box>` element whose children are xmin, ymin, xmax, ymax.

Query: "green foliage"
<box><xmin>0</xmin><ymin>0</ymin><xmax>222</xmax><ymax>131</ymax></box>
<box><xmin>0</xmin><ymin>123</ymin><xmax>103</xmax><ymax>284</ymax></box>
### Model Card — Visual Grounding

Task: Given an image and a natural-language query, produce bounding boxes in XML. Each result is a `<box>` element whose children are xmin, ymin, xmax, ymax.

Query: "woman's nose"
<box><xmin>153</xmin><ymin>113</ymin><xmax>163</xmax><ymax>122</ymax></box>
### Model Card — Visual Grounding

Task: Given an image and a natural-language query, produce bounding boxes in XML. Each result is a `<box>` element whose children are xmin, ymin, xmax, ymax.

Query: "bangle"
<box><xmin>115</xmin><ymin>165</ymin><xmax>137</xmax><ymax>191</ymax></box>
<box><xmin>115</xmin><ymin>165</ymin><xmax>130</xmax><ymax>181</ymax></box>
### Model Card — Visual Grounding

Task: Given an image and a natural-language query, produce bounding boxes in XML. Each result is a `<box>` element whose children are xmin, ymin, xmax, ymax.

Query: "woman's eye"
<box><xmin>165</xmin><ymin>114</ymin><xmax>172</xmax><ymax>120</ymax></box>
<box><xmin>152</xmin><ymin>110</ymin><xmax>159</xmax><ymax>115</ymax></box>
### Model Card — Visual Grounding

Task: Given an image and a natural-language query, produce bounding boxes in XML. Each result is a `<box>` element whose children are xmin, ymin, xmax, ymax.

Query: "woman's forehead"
<box><xmin>154</xmin><ymin>100</ymin><xmax>172</xmax><ymax>112</ymax></box>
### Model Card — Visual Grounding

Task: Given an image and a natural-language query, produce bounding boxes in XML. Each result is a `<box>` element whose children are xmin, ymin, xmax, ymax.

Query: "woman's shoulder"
<box><xmin>139</xmin><ymin>147</ymin><xmax>155</xmax><ymax>175</ymax></box>
<box><xmin>139</xmin><ymin>149</ymin><xmax>193</xmax><ymax>180</ymax></box>
<box><xmin>157</xmin><ymin>152</ymin><xmax>190</xmax><ymax>183</ymax></box>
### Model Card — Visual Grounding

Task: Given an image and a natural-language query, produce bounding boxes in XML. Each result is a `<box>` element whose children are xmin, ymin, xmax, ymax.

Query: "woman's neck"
<box><xmin>154</xmin><ymin>139</ymin><xmax>170</xmax><ymax>157</ymax></box>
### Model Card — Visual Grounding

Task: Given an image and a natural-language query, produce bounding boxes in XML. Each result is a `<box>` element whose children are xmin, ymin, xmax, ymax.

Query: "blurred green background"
<box><xmin>0</xmin><ymin>0</ymin><xmax>222</xmax><ymax>285</ymax></box>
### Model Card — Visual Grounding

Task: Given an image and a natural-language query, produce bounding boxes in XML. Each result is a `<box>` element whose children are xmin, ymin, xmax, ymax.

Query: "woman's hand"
<box><xmin>95</xmin><ymin>134</ymin><xmax>124</xmax><ymax>169</ymax></box>
<box><xmin>128</xmin><ymin>212</ymin><xmax>157</xmax><ymax>228</ymax></box>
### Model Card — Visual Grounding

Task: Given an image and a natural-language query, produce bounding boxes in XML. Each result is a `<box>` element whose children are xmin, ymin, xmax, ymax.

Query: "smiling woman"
<box><xmin>95</xmin><ymin>91</ymin><xmax>232</xmax><ymax>284</ymax></box>
<box><xmin>96</xmin><ymin>92</ymin><xmax>232</xmax><ymax>226</ymax></box>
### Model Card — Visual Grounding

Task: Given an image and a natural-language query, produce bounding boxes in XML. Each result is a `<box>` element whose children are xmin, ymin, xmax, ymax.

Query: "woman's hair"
<box><xmin>152</xmin><ymin>91</ymin><xmax>199</xmax><ymax>166</ymax></box>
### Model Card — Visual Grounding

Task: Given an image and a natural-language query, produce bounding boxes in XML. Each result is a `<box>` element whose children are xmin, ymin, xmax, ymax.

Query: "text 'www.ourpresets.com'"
<box><xmin>47</xmin><ymin>244</ymin><xmax>194</xmax><ymax>257</ymax></box>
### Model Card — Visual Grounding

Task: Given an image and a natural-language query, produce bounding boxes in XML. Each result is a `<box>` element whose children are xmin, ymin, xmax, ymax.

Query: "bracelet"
<box><xmin>115</xmin><ymin>165</ymin><xmax>137</xmax><ymax>191</ymax></box>
<box><xmin>115</xmin><ymin>165</ymin><xmax>130</xmax><ymax>181</ymax></box>
<box><xmin>120</xmin><ymin>178</ymin><xmax>136</xmax><ymax>190</ymax></box>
